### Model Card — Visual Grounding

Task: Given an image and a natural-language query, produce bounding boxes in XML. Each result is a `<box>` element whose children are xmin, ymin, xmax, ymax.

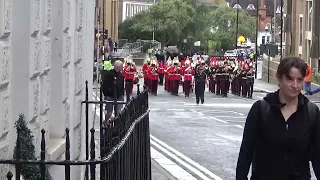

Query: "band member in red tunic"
<box><xmin>183</xmin><ymin>60</ymin><xmax>194</xmax><ymax>97</ymax></box>
<box><xmin>148</xmin><ymin>59</ymin><xmax>159</xmax><ymax>95</ymax></box>
<box><xmin>168</xmin><ymin>58</ymin><xmax>181</xmax><ymax>95</ymax></box>
<box><xmin>164</xmin><ymin>58</ymin><xmax>172</xmax><ymax>92</ymax></box>
<box><xmin>123</xmin><ymin>56</ymin><xmax>137</xmax><ymax>96</ymax></box>
<box><xmin>142</xmin><ymin>57</ymin><xmax>151</xmax><ymax>88</ymax></box>
<box><xmin>158</xmin><ymin>60</ymin><xmax>165</xmax><ymax>85</ymax></box>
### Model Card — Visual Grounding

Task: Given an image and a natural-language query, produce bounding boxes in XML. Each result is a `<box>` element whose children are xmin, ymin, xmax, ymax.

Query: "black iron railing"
<box><xmin>0</xmin><ymin>82</ymin><xmax>151</xmax><ymax>180</ymax></box>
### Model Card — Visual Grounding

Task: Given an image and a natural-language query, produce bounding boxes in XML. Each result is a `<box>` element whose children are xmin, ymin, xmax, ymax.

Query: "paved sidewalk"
<box><xmin>152</xmin><ymin>159</ymin><xmax>177</xmax><ymax>180</ymax></box>
<box><xmin>254</xmin><ymin>79</ymin><xmax>320</xmax><ymax>103</ymax></box>
<box><xmin>254</xmin><ymin>79</ymin><xmax>279</xmax><ymax>93</ymax></box>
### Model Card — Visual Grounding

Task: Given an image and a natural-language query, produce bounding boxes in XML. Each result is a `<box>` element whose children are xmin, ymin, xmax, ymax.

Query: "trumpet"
<box><xmin>152</xmin><ymin>67</ymin><xmax>158</xmax><ymax>74</ymax></box>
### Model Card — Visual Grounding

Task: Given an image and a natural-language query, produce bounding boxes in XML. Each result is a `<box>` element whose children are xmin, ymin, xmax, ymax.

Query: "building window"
<box><xmin>299</xmin><ymin>15</ymin><xmax>303</xmax><ymax>46</ymax></box>
<box><xmin>233</xmin><ymin>4</ymin><xmax>241</xmax><ymax>9</ymax></box>
<box><xmin>126</xmin><ymin>4</ymin><xmax>130</xmax><ymax>17</ymax></box>
<box><xmin>307</xmin><ymin>40</ymin><xmax>311</xmax><ymax>65</ymax></box>
<box><xmin>267</xmin><ymin>36</ymin><xmax>270</xmax><ymax>43</ymax></box>
<box><xmin>262</xmin><ymin>36</ymin><xmax>266</xmax><ymax>44</ymax></box>
<box><xmin>307</xmin><ymin>1</ymin><xmax>312</xmax><ymax>31</ymax></box>
<box><xmin>247</xmin><ymin>4</ymin><xmax>255</xmax><ymax>10</ymax></box>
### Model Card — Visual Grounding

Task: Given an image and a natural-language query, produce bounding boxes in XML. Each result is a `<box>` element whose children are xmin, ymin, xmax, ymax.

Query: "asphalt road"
<box><xmin>149</xmin><ymin>84</ymin><xmax>259</xmax><ymax>180</ymax></box>
<box><xmin>149</xmin><ymin>83</ymin><xmax>317</xmax><ymax>180</ymax></box>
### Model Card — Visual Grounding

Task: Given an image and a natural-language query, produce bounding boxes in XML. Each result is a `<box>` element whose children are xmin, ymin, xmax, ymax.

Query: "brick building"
<box><xmin>283</xmin><ymin>0</ymin><xmax>320</xmax><ymax>70</ymax></box>
<box><xmin>225</xmin><ymin>0</ymin><xmax>282</xmax><ymax>46</ymax></box>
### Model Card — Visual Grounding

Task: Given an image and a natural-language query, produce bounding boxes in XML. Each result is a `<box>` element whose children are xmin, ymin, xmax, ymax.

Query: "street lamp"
<box><xmin>235</xmin><ymin>0</ymin><xmax>239</xmax><ymax>50</ymax></box>
<box><xmin>255</xmin><ymin>0</ymin><xmax>259</xmax><ymax>79</ymax></box>
<box><xmin>183</xmin><ymin>39</ymin><xmax>187</xmax><ymax>55</ymax></box>
<box><xmin>280</xmin><ymin>0</ymin><xmax>283</xmax><ymax>60</ymax></box>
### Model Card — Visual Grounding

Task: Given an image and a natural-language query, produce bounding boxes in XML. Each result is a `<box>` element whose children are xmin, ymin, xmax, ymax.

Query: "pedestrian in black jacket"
<box><xmin>236</xmin><ymin>57</ymin><xmax>320</xmax><ymax>180</ymax></box>
<box><xmin>101</xmin><ymin>60</ymin><xmax>124</xmax><ymax>121</ymax></box>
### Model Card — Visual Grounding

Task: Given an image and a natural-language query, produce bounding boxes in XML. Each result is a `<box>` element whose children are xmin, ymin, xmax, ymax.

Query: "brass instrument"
<box><xmin>151</xmin><ymin>66</ymin><xmax>158</xmax><ymax>74</ymax></box>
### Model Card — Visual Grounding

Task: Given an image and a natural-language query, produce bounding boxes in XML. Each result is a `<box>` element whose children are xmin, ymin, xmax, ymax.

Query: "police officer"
<box><xmin>103</xmin><ymin>59</ymin><xmax>113</xmax><ymax>71</ymax></box>
<box><xmin>194</xmin><ymin>60</ymin><xmax>207</xmax><ymax>104</ymax></box>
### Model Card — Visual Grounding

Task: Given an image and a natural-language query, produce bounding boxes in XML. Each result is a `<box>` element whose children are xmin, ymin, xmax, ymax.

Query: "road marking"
<box><xmin>214</xmin><ymin>116</ymin><xmax>246</xmax><ymax>119</ymax></box>
<box><xmin>190</xmin><ymin>109</ymin><xmax>204</xmax><ymax>116</ymax></box>
<box><xmin>151</xmin><ymin>135</ymin><xmax>223</xmax><ymax>180</ymax></box>
<box><xmin>235</xmin><ymin>125</ymin><xmax>244</xmax><ymax>129</ymax></box>
<box><xmin>209</xmin><ymin>117</ymin><xmax>228</xmax><ymax>124</ymax></box>
<box><xmin>184</xmin><ymin>103</ymin><xmax>253</xmax><ymax>108</ymax></box>
<box><xmin>198</xmin><ymin>109</ymin><xmax>245</xmax><ymax>116</ymax></box>
<box><xmin>216</xmin><ymin>134</ymin><xmax>242</xmax><ymax>142</ymax></box>
<box><xmin>151</xmin><ymin>147</ymin><xmax>197</xmax><ymax>180</ymax></box>
<box><xmin>150</xmin><ymin>108</ymin><xmax>161</xmax><ymax>111</ymax></box>
<box><xmin>254</xmin><ymin>87</ymin><xmax>272</xmax><ymax>93</ymax></box>
<box><xmin>166</xmin><ymin>109</ymin><xmax>185</xmax><ymax>111</ymax></box>
<box><xmin>256</xmin><ymin>96</ymin><xmax>264</xmax><ymax>99</ymax></box>
<box><xmin>151</xmin><ymin>139</ymin><xmax>210</xmax><ymax>180</ymax></box>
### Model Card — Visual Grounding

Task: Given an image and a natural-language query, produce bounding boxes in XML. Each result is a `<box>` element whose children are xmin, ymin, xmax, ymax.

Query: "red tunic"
<box><xmin>142</xmin><ymin>63</ymin><xmax>149</xmax><ymax>78</ymax></box>
<box><xmin>148</xmin><ymin>66</ymin><xmax>158</xmax><ymax>80</ymax></box>
<box><xmin>158</xmin><ymin>61</ymin><xmax>164</xmax><ymax>74</ymax></box>
<box><xmin>183</xmin><ymin>66</ymin><xmax>194</xmax><ymax>81</ymax></box>
<box><xmin>123</xmin><ymin>65</ymin><xmax>137</xmax><ymax>80</ymax></box>
<box><xmin>168</xmin><ymin>66</ymin><xmax>181</xmax><ymax>80</ymax></box>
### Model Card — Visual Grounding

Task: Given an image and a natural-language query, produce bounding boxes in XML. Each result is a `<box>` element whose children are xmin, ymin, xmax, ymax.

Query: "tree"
<box><xmin>13</xmin><ymin>114</ymin><xmax>52</xmax><ymax>180</ymax></box>
<box><xmin>131</xmin><ymin>0</ymin><xmax>195</xmax><ymax>50</ymax></box>
<box><xmin>118</xmin><ymin>12</ymin><xmax>152</xmax><ymax>42</ymax></box>
<box><xmin>210</xmin><ymin>6</ymin><xmax>256</xmax><ymax>50</ymax></box>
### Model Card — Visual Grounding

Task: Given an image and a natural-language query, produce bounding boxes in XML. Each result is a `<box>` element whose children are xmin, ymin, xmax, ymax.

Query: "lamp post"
<box><xmin>183</xmin><ymin>39</ymin><xmax>187</xmax><ymax>55</ymax></box>
<box><xmin>152</xmin><ymin>0</ymin><xmax>156</xmax><ymax>51</ymax></box>
<box><xmin>255</xmin><ymin>0</ymin><xmax>259</xmax><ymax>79</ymax></box>
<box><xmin>235</xmin><ymin>0</ymin><xmax>239</xmax><ymax>50</ymax></box>
<box><xmin>102</xmin><ymin>0</ymin><xmax>105</xmax><ymax>60</ymax></box>
<box><xmin>280</xmin><ymin>0</ymin><xmax>283</xmax><ymax>60</ymax></box>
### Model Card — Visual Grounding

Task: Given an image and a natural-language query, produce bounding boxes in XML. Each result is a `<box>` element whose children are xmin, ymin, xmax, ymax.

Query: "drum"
<box><xmin>133</xmin><ymin>77</ymin><xmax>139</xmax><ymax>84</ymax></box>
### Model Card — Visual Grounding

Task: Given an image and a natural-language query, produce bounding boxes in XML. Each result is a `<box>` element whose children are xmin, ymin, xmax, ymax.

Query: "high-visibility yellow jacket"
<box><xmin>103</xmin><ymin>61</ymin><xmax>113</xmax><ymax>70</ymax></box>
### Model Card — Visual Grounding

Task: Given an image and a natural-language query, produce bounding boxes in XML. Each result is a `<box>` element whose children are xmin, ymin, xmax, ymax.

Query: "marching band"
<box><xmin>120</xmin><ymin>54</ymin><xmax>256</xmax><ymax>103</ymax></box>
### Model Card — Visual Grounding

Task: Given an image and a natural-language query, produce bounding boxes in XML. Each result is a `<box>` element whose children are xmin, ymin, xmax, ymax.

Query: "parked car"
<box><xmin>224</xmin><ymin>50</ymin><xmax>237</xmax><ymax>59</ymax></box>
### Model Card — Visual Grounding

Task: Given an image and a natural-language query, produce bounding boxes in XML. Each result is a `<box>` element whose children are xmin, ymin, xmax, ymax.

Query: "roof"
<box><xmin>225</xmin><ymin>0</ymin><xmax>282</xmax><ymax>16</ymax></box>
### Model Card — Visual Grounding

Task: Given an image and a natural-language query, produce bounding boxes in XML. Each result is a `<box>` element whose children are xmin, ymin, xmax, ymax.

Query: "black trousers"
<box><xmin>125</xmin><ymin>79</ymin><xmax>133</xmax><ymax>95</ymax></box>
<box><xmin>195</xmin><ymin>82</ymin><xmax>205</xmax><ymax>104</ymax></box>
<box><xmin>246</xmin><ymin>77</ymin><xmax>254</xmax><ymax>98</ymax></box>
<box><xmin>159</xmin><ymin>74</ymin><xmax>164</xmax><ymax>85</ymax></box>
<box><xmin>172</xmin><ymin>80</ymin><xmax>179</xmax><ymax>95</ymax></box>
<box><xmin>151</xmin><ymin>80</ymin><xmax>158</xmax><ymax>95</ymax></box>
<box><xmin>184</xmin><ymin>80</ymin><xmax>191</xmax><ymax>97</ymax></box>
<box><xmin>241</xmin><ymin>77</ymin><xmax>247</xmax><ymax>97</ymax></box>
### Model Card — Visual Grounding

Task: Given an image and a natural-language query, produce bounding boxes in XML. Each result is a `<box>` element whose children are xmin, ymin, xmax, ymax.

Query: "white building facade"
<box><xmin>257</xmin><ymin>31</ymin><xmax>272</xmax><ymax>46</ymax></box>
<box><xmin>0</xmin><ymin>0</ymin><xmax>94</xmax><ymax>179</ymax></box>
<box><xmin>122</xmin><ymin>1</ymin><xmax>153</xmax><ymax>22</ymax></box>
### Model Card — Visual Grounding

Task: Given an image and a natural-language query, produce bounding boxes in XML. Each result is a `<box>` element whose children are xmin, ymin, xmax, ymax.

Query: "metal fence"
<box><xmin>0</xmin><ymin>82</ymin><xmax>151</xmax><ymax>180</ymax></box>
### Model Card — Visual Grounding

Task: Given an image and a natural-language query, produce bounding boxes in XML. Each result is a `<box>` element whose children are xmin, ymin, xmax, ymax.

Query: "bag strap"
<box><xmin>260</xmin><ymin>101</ymin><xmax>317</xmax><ymax>123</ymax></box>
<box><xmin>307</xmin><ymin>101</ymin><xmax>317</xmax><ymax>125</ymax></box>
<box><xmin>260</xmin><ymin>100</ymin><xmax>270</xmax><ymax>123</ymax></box>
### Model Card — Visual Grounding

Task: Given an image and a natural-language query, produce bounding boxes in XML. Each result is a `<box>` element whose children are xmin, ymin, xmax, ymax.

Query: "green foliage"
<box><xmin>131</xmin><ymin>0</ymin><xmax>195</xmax><ymax>46</ymax></box>
<box><xmin>119</xmin><ymin>0</ymin><xmax>256</xmax><ymax>53</ymax></box>
<box><xmin>118</xmin><ymin>13</ymin><xmax>152</xmax><ymax>41</ymax></box>
<box><xmin>13</xmin><ymin>114</ymin><xmax>52</xmax><ymax>180</ymax></box>
<box><xmin>210</xmin><ymin>6</ymin><xmax>256</xmax><ymax>50</ymax></box>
